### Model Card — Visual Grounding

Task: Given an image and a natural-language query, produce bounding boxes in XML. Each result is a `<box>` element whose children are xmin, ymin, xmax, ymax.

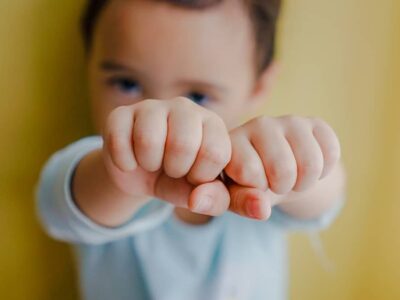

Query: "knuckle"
<box><xmin>111</xmin><ymin>105</ymin><xmax>129</xmax><ymax>120</ymax></box>
<box><xmin>229</xmin><ymin>126</ymin><xmax>244</xmax><ymax>138</ymax></box>
<box><xmin>107</xmin><ymin>131</ymin><xmax>126</xmax><ymax>157</ymax></box>
<box><xmin>300</xmin><ymin>159</ymin><xmax>323</xmax><ymax>175</ymax></box>
<box><xmin>245</xmin><ymin>161</ymin><xmax>262</xmax><ymax>179</ymax></box>
<box><xmin>173</xmin><ymin>96</ymin><xmax>194</xmax><ymax>108</ymax></box>
<box><xmin>200</xmin><ymin>145</ymin><xmax>230</xmax><ymax>167</ymax></box>
<box><xmin>312</xmin><ymin>118</ymin><xmax>336</xmax><ymax>138</ymax></box>
<box><xmin>106</xmin><ymin>106</ymin><xmax>130</xmax><ymax>134</ymax></box>
<box><xmin>281</xmin><ymin>114</ymin><xmax>303</xmax><ymax>127</ymax></box>
<box><xmin>141</xmin><ymin>98</ymin><xmax>158</xmax><ymax>106</ymax></box>
<box><xmin>205</xmin><ymin>109</ymin><xmax>223</xmax><ymax>121</ymax></box>
<box><xmin>233</xmin><ymin>160</ymin><xmax>260</xmax><ymax>184</ymax></box>
<box><xmin>136</xmin><ymin>99</ymin><xmax>158</xmax><ymax>113</ymax></box>
<box><xmin>135</xmin><ymin>132</ymin><xmax>159</xmax><ymax>151</ymax></box>
<box><xmin>269</xmin><ymin>161</ymin><xmax>295</xmax><ymax>182</ymax></box>
<box><xmin>172</xmin><ymin>97</ymin><xmax>203</xmax><ymax>118</ymax></box>
<box><xmin>282</xmin><ymin>114</ymin><xmax>299</xmax><ymax>122</ymax></box>
<box><xmin>106</xmin><ymin>109</ymin><xmax>121</xmax><ymax>128</ymax></box>
<box><xmin>105</xmin><ymin>107</ymin><xmax>131</xmax><ymax>148</ymax></box>
<box><xmin>252</xmin><ymin>115</ymin><xmax>274</xmax><ymax>128</ymax></box>
<box><xmin>168</xmin><ymin>139</ymin><xmax>197</xmax><ymax>156</ymax></box>
<box><xmin>325</xmin><ymin>145</ymin><xmax>341</xmax><ymax>163</ymax></box>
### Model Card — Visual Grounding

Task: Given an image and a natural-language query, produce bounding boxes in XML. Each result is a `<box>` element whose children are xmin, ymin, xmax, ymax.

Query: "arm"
<box><xmin>73</xmin><ymin>98</ymin><xmax>232</xmax><ymax>227</ymax></box>
<box><xmin>35</xmin><ymin>136</ymin><xmax>173</xmax><ymax>245</ymax></box>
<box><xmin>71</xmin><ymin>148</ymin><xmax>153</xmax><ymax>227</ymax></box>
<box><xmin>36</xmin><ymin>98</ymin><xmax>234</xmax><ymax>244</ymax></box>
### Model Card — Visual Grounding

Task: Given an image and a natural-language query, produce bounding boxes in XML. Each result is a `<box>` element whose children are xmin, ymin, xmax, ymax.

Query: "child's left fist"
<box><xmin>225</xmin><ymin>115</ymin><xmax>341</xmax><ymax>195</ymax></box>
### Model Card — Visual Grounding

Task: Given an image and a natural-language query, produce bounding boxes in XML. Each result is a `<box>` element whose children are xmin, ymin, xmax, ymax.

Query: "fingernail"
<box><xmin>246</xmin><ymin>198</ymin><xmax>260</xmax><ymax>219</ymax></box>
<box><xmin>192</xmin><ymin>195</ymin><xmax>213</xmax><ymax>214</ymax></box>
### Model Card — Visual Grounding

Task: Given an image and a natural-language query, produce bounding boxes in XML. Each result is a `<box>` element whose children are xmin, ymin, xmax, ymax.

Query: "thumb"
<box><xmin>155</xmin><ymin>173</ymin><xmax>230</xmax><ymax>216</ymax></box>
<box><xmin>228</xmin><ymin>184</ymin><xmax>272</xmax><ymax>220</ymax></box>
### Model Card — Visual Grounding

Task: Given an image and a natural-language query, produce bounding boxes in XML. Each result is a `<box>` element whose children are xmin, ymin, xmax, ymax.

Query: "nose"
<box><xmin>144</xmin><ymin>86</ymin><xmax>181</xmax><ymax>101</ymax></box>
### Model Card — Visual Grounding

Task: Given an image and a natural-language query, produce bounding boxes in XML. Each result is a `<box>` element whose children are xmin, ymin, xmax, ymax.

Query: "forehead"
<box><xmin>93</xmin><ymin>0</ymin><xmax>256</xmax><ymax>84</ymax></box>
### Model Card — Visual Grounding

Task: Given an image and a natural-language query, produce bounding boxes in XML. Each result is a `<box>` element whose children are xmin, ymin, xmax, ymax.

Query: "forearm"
<box><xmin>72</xmin><ymin>149</ymin><xmax>151</xmax><ymax>227</ymax></box>
<box><xmin>274</xmin><ymin>161</ymin><xmax>347</xmax><ymax>220</ymax></box>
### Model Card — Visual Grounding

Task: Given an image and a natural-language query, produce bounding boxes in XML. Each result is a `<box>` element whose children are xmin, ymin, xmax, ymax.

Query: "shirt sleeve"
<box><xmin>268</xmin><ymin>193</ymin><xmax>345</xmax><ymax>232</ymax></box>
<box><xmin>35</xmin><ymin>136</ymin><xmax>174</xmax><ymax>245</ymax></box>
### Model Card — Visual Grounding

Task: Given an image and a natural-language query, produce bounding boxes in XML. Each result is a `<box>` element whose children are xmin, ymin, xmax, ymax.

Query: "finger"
<box><xmin>133</xmin><ymin>105</ymin><xmax>168</xmax><ymax>172</ymax></box>
<box><xmin>251</xmin><ymin>126</ymin><xmax>297</xmax><ymax>194</ymax></box>
<box><xmin>103</xmin><ymin>150</ymin><xmax>161</xmax><ymax>197</ymax></box>
<box><xmin>187</xmin><ymin>116</ymin><xmax>231</xmax><ymax>185</ymax></box>
<box><xmin>224</xmin><ymin>131</ymin><xmax>268</xmax><ymax>190</ymax></box>
<box><xmin>155</xmin><ymin>174</ymin><xmax>230</xmax><ymax>216</ymax></box>
<box><xmin>154</xmin><ymin>172</ymin><xmax>194</xmax><ymax>208</ymax></box>
<box><xmin>104</xmin><ymin>106</ymin><xmax>137</xmax><ymax>172</ymax></box>
<box><xmin>311</xmin><ymin>118</ymin><xmax>341</xmax><ymax>179</ymax></box>
<box><xmin>285</xmin><ymin>124</ymin><xmax>324</xmax><ymax>192</ymax></box>
<box><xmin>228</xmin><ymin>184</ymin><xmax>271</xmax><ymax>220</ymax></box>
<box><xmin>189</xmin><ymin>180</ymin><xmax>230</xmax><ymax>216</ymax></box>
<box><xmin>163</xmin><ymin>108</ymin><xmax>202</xmax><ymax>178</ymax></box>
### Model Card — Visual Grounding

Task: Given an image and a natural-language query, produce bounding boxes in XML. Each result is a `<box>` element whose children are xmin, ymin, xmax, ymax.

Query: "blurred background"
<box><xmin>0</xmin><ymin>0</ymin><xmax>399</xmax><ymax>299</ymax></box>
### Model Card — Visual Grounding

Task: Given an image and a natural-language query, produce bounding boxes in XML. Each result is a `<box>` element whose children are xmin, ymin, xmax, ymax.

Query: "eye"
<box><xmin>109</xmin><ymin>77</ymin><xmax>142</xmax><ymax>96</ymax></box>
<box><xmin>187</xmin><ymin>91</ymin><xmax>209</xmax><ymax>105</ymax></box>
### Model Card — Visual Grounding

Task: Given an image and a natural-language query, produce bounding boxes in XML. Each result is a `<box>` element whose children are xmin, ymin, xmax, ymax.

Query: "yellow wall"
<box><xmin>270</xmin><ymin>1</ymin><xmax>400</xmax><ymax>299</ymax></box>
<box><xmin>0</xmin><ymin>0</ymin><xmax>399</xmax><ymax>299</ymax></box>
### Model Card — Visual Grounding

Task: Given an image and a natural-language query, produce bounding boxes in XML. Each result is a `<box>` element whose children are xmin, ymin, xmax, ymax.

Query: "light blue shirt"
<box><xmin>36</xmin><ymin>136</ymin><xmax>344</xmax><ymax>300</ymax></box>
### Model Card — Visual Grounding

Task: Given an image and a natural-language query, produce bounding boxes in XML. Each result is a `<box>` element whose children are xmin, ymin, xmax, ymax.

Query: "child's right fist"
<box><xmin>101</xmin><ymin>97</ymin><xmax>232</xmax><ymax>216</ymax></box>
<box><xmin>104</xmin><ymin>97</ymin><xmax>231</xmax><ymax>181</ymax></box>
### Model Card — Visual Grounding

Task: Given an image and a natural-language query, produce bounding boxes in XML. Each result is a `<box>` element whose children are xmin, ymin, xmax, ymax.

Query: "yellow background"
<box><xmin>0</xmin><ymin>0</ymin><xmax>399</xmax><ymax>299</ymax></box>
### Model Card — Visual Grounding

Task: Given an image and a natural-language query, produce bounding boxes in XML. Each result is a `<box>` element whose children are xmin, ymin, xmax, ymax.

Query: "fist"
<box><xmin>101</xmin><ymin>97</ymin><xmax>232</xmax><ymax>216</ymax></box>
<box><xmin>226</xmin><ymin>115</ymin><xmax>341</xmax><ymax>194</ymax></box>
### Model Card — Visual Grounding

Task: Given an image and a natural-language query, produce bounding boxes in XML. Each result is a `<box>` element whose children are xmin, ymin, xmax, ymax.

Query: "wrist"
<box><xmin>73</xmin><ymin>148</ymin><xmax>152</xmax><ymax>227</ymax></box>
<box><xmin>101</xmin><ymin>148</ymin><xmax>134</xmax><ymax>197</ymax></box>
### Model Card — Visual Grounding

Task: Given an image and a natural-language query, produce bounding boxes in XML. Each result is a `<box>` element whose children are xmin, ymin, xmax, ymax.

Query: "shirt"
<box><xmin>35</xmin><ymin>136</ymin><xmax>344</xmax><ymax>300</ymax></box>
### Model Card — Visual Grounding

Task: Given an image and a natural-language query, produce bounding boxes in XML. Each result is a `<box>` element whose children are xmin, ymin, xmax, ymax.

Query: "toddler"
<box><xmin>36</xmin><ymin>0</ymin><xmax>346</xmax><ymax>299</ymax></box>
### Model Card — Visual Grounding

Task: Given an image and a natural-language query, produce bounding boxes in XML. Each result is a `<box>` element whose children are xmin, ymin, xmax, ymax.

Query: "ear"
<box><xmin>248</xmin><ymin>61</ymin><xmax>280</xmax><ymax>110</ymax></box>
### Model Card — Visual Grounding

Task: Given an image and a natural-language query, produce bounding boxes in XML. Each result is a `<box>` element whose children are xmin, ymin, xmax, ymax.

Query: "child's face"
<box><xmin>88</xmin><ymin>0</ymin><xmax>271</xmax><ymax>131</ymax></box>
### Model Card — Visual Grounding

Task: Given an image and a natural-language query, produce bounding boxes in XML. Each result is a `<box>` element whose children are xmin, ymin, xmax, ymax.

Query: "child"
<box><xmin>36</xmin><ymin>0</ymin><xmax>346</xmax><ymax>299</ymax></box>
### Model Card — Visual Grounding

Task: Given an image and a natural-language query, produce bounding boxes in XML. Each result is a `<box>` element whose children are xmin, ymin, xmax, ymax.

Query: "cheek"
<box><xmin>87</xmin><ymin>59</ymin><xmax>111</xmax><ymax>132</ymax></box>
<box><xmin>209</xmin><ymin>98</ymin><xmax>249</xmax><ymax>129</ymax></box>
<box><xmin>89</xmin><ymin>97</ymin><xmax>108</xmax><ymax>134</ymax></box>
<box><xmin>88</xmin><ymin>71</ymin><xmax>131</xmax><ymax>133</ymax></box>
<box><xmin>88</xmin><ymin>78</ymin><xmax>113</xmax><ymax>134</ymax></box>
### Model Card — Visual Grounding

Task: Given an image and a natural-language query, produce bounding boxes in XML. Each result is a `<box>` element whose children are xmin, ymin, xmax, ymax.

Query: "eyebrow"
<box><xmin>100</xmin><ymin>60</ymin><xmax>137</xmax><ymax>73</ymax></box>
<box><xmin>99</xmin><ymin>60</ymin><xmax>227</xmax><ymax>94</ymax></box>
<box><xmin>178</xmin><ymin>79</ymin><xmax>227</xmax><ymax>94</ymax></box>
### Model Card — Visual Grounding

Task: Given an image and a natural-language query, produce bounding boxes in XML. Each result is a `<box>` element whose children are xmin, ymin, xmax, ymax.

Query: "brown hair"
<box><xmin>81</xmin><ymin>0</ymin><xmax>281</xmax><ymax>73</ymax></box>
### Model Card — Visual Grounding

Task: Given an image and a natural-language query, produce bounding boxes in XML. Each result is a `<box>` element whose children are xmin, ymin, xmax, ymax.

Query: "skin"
<box><xmin>73</xmin><ymin>0</ymin><xmax>346</xmax><ymax>227</ymax></box>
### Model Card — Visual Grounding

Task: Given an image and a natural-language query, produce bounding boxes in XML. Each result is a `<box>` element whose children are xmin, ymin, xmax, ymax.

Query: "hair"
<box><xmin>81</xmin><ymin>0</ymin><xmax>281</xmax><ymax>74</ymax></box>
